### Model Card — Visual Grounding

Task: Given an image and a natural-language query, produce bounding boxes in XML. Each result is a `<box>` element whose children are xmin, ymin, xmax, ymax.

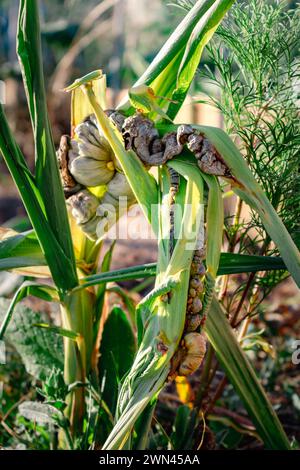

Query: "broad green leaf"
<box><xmin>0</xmin><ymin>298</ymin><xmax>63</xmax><ymax>380</ymax></box>
<box><xmin>205</xmin><ymin>298</ymin><xmax>291</xmax><ymax>450</ymax></box>
<box><xmin>17</xmin><ymin>0</ymin><xmax>77</xmax><ymax>289</ymax></box>
<box><xmin>0</xmin><ymin>281</ymin><xmax>58</xmax><ymax>340</ymax></box>
<box><xmin>98</xmin><ymin>306</ymin><xmax>136</xmax><ymax>415</ymax></box>
<box><xmin>18</xmin><ymin>401</ymin><xmax>60</xmax><ymax>425</ymax></box>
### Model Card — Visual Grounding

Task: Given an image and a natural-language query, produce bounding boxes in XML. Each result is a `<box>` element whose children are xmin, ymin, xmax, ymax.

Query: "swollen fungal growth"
<box><xmin>56</xmin><ymin>135</ymin><xmax>82</xmax><ymax>197</ymax></box>
<box><xmin>185</xmin><ymin>248</ymin><xmax>206</xmax><ymax>332</ymax></box>
<box><xmin>168</xmin><ymin>332</ymin><xmax>207</xmax><ymax>380</ymax></box>
<box><xmin>178</xmin><ymin>332</ymin><xmax>207</xmax><ymax>376</ymax></box>
<box><xmin>57</xmin><ymin>111</ymin><xmax>230</xmax><ymax>243</ymax></box>
<box><xmin>121</xmin><ymin>114</ymin><xmax>186</xmax><ymax>165</ymax></box>
<box><xmin>69</xmin><ymin>115</ymin><xmax>115</xmax><ymax>187</ymax></box>
<box><xmin>120</xmin><ymin>116</ymin><xmax>232</xmax><ymax>178</ymax></box>
<box><xmin>57</xmin><ymin>111</ymin><xmax>135</xmax><ymax>240</ymax></box>
<box><xmin>177</xmin><ymin>124</ymin><xmax>232</xmax><ymax>177</ymax></box>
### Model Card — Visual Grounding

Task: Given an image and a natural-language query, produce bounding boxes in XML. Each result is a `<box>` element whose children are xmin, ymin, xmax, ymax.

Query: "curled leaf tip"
<box><xmin>64</xmin><ymin>69</ymin><xmax>104</xmax><ymax>93</ymax></box>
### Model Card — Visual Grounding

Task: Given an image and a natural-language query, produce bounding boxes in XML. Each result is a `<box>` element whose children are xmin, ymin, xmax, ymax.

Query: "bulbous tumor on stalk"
<box><xmin>178</xmin><ymin>332</ymin><xmax>206</xmax><ymax>376</ymax></box>
<box><xmin>67</xmin><ymin>189</ymin><xmax>99</xmax><ymax>225</ymax></box>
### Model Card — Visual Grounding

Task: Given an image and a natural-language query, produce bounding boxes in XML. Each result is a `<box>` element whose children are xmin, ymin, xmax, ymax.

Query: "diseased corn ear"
<box><xmin>178</xmin><ymin>332</ymin><xmax>206</xmax><ymax>376</ymax></box>
<box><xmin>106</xmin><ymin>173</ymin><xmax>136</xmax><ymax>202</ymax></box>
<box><xmin>69</xmin><ymin>156</ymin><xmax>115</xmax><ymax>187</ymax></box>
<box><xmin>67</xmin><ymin>189</ymin><xmax>99</xmax><ymax>225</ymax></box>
<box><xmin>69</xmin><ymin>116</ymin><xmax>116</xmax><ymax>187</ymax></box>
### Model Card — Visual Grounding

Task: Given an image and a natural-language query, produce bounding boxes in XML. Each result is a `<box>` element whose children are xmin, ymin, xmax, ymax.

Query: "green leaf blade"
<box><xmin>98</xmin><ymin>306</ymin><xmax>136</xmax><ymax>415</ymax></box>
<box><xmin>205</xmin><ymin>298</ymin><xmax>291</xmax><ymax>450</ymax></box>
<box><xmin>17</xmin><ymin>0</ymin><xmax>77</xmax><ymax>289</ymax></box>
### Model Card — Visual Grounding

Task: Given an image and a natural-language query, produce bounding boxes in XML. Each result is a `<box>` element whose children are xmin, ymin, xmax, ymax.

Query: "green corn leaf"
<box><xmin>103</xmin><ymin>162</ymin><xmax>204</xmax><ymax>450</ymax></box>
<box><xmin>98</xmin><ymin>306</ymin><xmax>136</xmax><ymax>416</ymax></box>
<box><xmin>193</xmin><ymin>125</ymin><xmax>300</xmax><ymax>288</ymax></box>
<box><xmin>4</xmin><ymin>215</ymin><xmax>31</xmax><ymax>232</ymax></box>
<box><xmin>33</xmin><ymin>323</ymin><xmax>80</xmax><ymax>341</ymax></box>
<box><xmin>133</xmin><ymin>400</ymin><xmax>156</xmax><ymax>450</ymax></box>
<box><xmin>218</xmin><ymin>252</ymin><xmax>286</xmax><ymax>275</ymax></box>
<box><xmin>17</xmin><ymin>0</ymin><xmax>77</xmax><ymax>288</ymax></box>
<box><xmin>205</xmin><ymin>298</ymin><xmax>291</xmax><ymax>450</ymax></box>
<box><xmin>76</xmin><ymin>263</ymin><xmax>157</xmax><ymax>291</ymax></box>
<box><xmin>118</xmin><ymin>0</ymin><xmax>218</xmax><ymax>112</ymax></box>
<box><xmin>93</xmin><ymin>241</ymin><xmax>116</xmax><ymax>343</ymax></box>
<box><xmin>167</xmin><ymin>0</ymin><xmax>235</xmax><ymax>120</ymax></box>
<box><xmin>0</xmin><ymin>229</ymin><xmax>46</xmax><ymax>270</ymax></box>
<box><xmin>76</xmin><ymin>252</ymin><xmax>286</xmax><ymax>291</ymax></box>
<box><xmin>199</xmin><ymin>174</ymin><xmax>223</xmax><ymax>278</ymax></box>
<box><xmin>0</xmin><ymin>103</ymin><xmax>75</xmax><ymax>294</ymax></box>
<box><xmin>0</xmin><ymin>281</ymin><xmax>59</xmax><ymax>340</ymax></box>
<box><xmin>171</xmin><ymin>405</ymin><xmax>195</xmax><ymax>450</ymax></box>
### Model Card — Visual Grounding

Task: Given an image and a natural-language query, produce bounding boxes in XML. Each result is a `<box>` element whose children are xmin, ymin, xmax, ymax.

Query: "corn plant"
<box><xmin>0</xmin><ymin>0</ymin><xmax>298</xmax><ymax>450</ymax></box>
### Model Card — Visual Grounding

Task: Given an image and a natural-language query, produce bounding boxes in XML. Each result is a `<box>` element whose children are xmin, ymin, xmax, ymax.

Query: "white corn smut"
<box><xmin>57</xmin><ymin>111</ymin><xmax>136</xmax><ymax>240</ymax></box>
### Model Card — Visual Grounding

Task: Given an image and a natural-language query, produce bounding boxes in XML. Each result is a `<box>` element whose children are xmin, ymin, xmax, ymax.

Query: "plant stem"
<box><xmin>60</xmin><ymin>289</ymin><xmax>95</xmax><ymax>440</ymax></box>
<box><xmin>195</xmin><ymin>343</ymin><xmax>214</xmax><ymax>408</ymax></box>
